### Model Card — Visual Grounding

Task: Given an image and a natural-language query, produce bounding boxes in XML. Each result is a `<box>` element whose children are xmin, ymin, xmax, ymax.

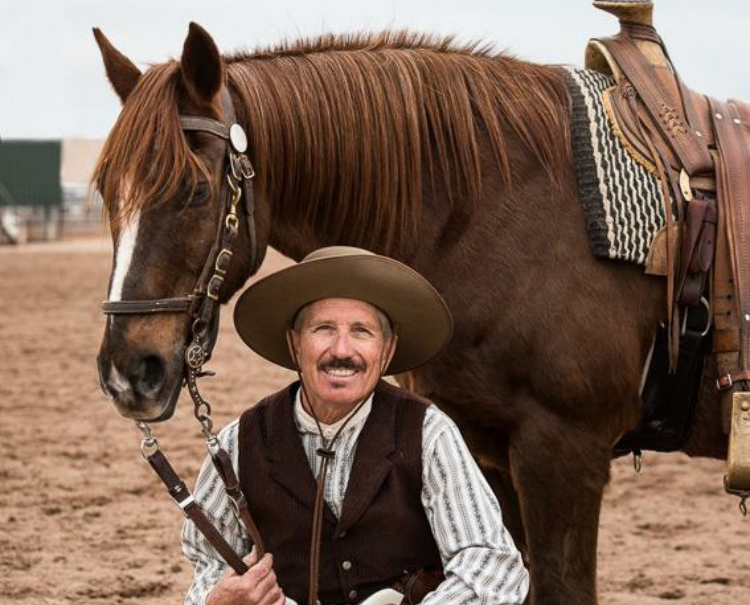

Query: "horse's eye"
<box><xmin>187</xmin><ymin>183</ymin><xmax>210</xmax><ymax>207</ymax></box>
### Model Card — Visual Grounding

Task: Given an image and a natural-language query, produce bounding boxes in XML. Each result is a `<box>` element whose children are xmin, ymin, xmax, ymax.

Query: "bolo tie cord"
<box><xmin>285</xmin><ymin>329</ymin><xmax>397</xmax><ymax>605</ymax></box>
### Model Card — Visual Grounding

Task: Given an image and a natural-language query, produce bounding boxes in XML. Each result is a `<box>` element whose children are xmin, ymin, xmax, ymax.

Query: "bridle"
<box><xmin>100</xmin><ymin>84</ymin><xmax>265</xmax><ymax>573</ymax></box>
<box><xmin>102</xmin><ymin>85</ymin><xmax>259</xmax><ymax>387</ymax></box>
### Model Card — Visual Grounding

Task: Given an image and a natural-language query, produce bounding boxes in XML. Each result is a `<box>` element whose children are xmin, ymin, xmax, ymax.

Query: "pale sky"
<box><xmin>1</xmin><ymin>0</ymin><xmax>748</xmax><ymax>139</ymax></box>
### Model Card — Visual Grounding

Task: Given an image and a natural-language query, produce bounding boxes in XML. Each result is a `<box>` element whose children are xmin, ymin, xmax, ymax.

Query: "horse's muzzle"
<box><xmin>97</xmin><ymin>347</ymin><xmax>181</xmax><ymax>421</ymax></box>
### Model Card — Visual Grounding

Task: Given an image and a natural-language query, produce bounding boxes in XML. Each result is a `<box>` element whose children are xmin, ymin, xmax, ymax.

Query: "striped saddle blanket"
<box><xmin>565</xmin><ymin>66</ymin><xmax>669</xmax><ymax>265</ymax></box>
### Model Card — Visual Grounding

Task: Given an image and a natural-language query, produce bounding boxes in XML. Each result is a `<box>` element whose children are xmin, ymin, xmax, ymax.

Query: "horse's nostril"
<box><xmin>133</xmin><ymin>355</ymin><xmax>166</xmax><ymax>396</ymax></box>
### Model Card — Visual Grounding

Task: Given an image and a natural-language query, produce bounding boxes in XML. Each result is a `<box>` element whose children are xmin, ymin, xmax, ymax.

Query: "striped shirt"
<box><xmin>182</xmin><ymin>389</ymin><xmax>529</xmax><ymax>604</ymax></box>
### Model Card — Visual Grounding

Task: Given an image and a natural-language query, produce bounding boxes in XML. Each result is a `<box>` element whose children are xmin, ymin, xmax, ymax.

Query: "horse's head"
<box><xmin>94</xmin><ymin>24</ymin><xmax>268</xmax><ymax>421</ymax></box>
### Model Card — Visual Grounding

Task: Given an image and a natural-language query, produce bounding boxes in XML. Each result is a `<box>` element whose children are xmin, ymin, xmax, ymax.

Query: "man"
<box><xmin>183</xmin><ymin>246</ymin><xmax>528</xmax><ymax>605</ymax></box>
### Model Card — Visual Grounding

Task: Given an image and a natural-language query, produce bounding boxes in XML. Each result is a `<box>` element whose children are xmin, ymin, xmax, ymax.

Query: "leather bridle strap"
<box><xmin>145</xmin><ymin>446</ymin><xmax>249</xmax><ymax>574</ymax></box>
<box><xmin>180</xmin><ymin>116</ymin><xmax>230</xmax><ymax>139</ymax></box>
<box><xmin>104</xmin><ymin>84</ymin><xmax>266</xmax><ymax>570</ymax></box>
<box><xmin>101</xmin><ymin>298</ymin><xmax>194</xmax><ymax>314</ymax></box>
<box><xmin>208</xmin><ymin>444</ymin><xmax>266</xmax><ymax>557</ymax></box>
<box><xmin>102</xmin><ymin>86</ymin><xmax>258</xmax><ymax>322</ymax></box>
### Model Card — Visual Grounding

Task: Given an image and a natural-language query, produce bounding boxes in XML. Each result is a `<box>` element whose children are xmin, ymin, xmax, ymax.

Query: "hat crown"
<box><xmin>302</xmin><ymin>246</ymin><xmax>375</xmax><ymax>263</ymax></box>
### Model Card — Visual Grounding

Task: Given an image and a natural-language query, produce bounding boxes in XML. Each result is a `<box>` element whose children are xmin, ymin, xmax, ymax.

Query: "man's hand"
<box><xmin>206</xmin><ymin>548</ymin><xmax>285</xmax><ymax>605</ymax></box>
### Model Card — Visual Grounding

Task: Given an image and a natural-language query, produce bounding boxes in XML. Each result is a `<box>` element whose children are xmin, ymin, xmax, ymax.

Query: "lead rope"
<box><xmin>135</xmin><ymin>421</ymin><xmax>250</xmax><ymax>574</ymax></box>
<box><xmin>285</xmin><ymin>330</ymin><xmax>397</xmax><ymax>605</ymax></box>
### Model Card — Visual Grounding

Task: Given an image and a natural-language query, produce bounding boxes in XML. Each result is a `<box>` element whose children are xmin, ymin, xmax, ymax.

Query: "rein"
<box><xmin>101</xmin><ymin>85</ymin><xmax>265</xmax><ymax>573</ymax></box>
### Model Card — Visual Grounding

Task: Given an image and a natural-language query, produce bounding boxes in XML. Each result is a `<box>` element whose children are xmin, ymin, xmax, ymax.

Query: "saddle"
<box><xmin>586</xmin><ymin>1</ymin><xmax>750</xmax><ymax>503</ymax></box>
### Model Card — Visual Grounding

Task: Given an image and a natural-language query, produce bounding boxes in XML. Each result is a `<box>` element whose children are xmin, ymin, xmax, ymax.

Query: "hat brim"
<box><xmin>233</xmin><ymin>254</ymin><xmax>452</xmax><ymax>374</ymax></box>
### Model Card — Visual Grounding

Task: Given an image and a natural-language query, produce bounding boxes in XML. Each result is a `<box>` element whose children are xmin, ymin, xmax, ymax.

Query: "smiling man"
<box><xmin>182</xmin><ymin>247</ymin><xmax>528</xmax><ymax>605</ymax></box>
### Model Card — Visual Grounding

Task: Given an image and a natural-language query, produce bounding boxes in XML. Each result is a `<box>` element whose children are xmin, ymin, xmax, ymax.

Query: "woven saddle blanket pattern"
<box><xmin>565</xmin><ymin>66</ymin><xmax>668</xmax><ymax>265</ymax></box>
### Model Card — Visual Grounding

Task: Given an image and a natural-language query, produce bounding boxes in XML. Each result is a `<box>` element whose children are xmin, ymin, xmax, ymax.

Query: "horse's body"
<box><xmin>94</xmin><ymin>25</ymin><xmax>727</xmax><ymax>605</ymax></box>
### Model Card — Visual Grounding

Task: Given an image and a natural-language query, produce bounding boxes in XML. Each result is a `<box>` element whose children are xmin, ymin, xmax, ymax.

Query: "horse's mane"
<box><xmin>95</xmin><ymin>31</ymin><xmax>571</xmax><ymax>248</ymax></box>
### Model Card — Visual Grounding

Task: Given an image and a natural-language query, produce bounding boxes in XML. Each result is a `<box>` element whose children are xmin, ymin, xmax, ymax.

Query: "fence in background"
<box><xmin>0</xmin><ymin>140</ymin><xmax>106</xmax><ymax>244</ymax></box>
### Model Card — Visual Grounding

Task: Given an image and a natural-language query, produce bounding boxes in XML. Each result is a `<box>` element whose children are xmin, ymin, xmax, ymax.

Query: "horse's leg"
<box><xmin>509</xmin><ymin>402</ymin><xmax>611</xmax><ymax>605</ymax></box>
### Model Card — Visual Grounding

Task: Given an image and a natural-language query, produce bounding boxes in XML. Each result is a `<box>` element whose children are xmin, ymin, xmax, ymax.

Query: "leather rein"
<box><xmin>101</xmin><ymin>85</ymin><xmax>265</xmax><ymax>573</ymax></box>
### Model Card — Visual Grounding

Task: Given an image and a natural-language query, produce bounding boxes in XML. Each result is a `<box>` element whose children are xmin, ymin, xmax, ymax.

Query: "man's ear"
<box><xmin>381</xmin><ymin>334</ymin><xmax>399</xmax><ymax>374</ymax></box>
<box><xmin>286</xmin><ymin>329</ymin><xmax>302</xmax><ymax>371</ymax></box>
<box><xmin>180</xmin><ymin>22</ymin><xmax>224</xmax><ymax>109</ymax></box>
<box><xmin>93</xmin><ymin>28</ymin><xmax>141</xmax><ymax>103</ymax></box>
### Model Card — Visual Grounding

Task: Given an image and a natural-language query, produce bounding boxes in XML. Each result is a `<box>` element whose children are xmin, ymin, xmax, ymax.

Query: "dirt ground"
<box><xmin>1</xmin><ymin>238</ymin><xmax>748</xmax><ymax>604</ymax></box>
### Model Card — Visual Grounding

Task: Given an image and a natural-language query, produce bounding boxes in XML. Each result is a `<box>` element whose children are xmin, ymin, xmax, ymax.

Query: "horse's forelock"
<box><xmin>92</xmin><ymin>61</ymin><xmax>210</xmax><ymax>232</ymax></box>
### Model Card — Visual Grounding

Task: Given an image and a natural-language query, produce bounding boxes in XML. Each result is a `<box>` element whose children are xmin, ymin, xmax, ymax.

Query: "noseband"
<box><xmin>100</xmin><ymin>86</ymin><xmax>266</xmax><ymax>573</ymax></box>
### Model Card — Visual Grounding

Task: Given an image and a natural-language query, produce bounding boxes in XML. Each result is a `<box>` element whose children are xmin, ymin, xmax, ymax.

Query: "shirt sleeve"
<box><xmin>182</xmin><ymin>419</ymin><xmax>250</xmax><ymax>605</ymax></box>
<box><xmin>419</xmin><ymin>406</ymin><xmax>529</xmax><ymax>605</ymax></box>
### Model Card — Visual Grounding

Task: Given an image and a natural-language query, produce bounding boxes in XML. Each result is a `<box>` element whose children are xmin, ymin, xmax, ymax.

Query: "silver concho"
<box><xmin>229</xmin><ymin>123</ymin><xmax>248</xmax><ymax>153</ymax></box>
<box><xmin>185</xmin><ymin>343</ymin><xmax>206</xmax><ymax>370</ymax></box>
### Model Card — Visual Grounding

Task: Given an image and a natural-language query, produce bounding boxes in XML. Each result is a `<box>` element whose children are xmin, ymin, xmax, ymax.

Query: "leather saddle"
<box><xmin>586</xmin><ymin>1</ymin><xmax>750</xmax><ymax>501</ymax></box>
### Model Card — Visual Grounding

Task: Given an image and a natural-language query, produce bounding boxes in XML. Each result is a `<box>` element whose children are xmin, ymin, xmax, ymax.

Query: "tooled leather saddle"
<box><xmin>586</xmin><ymin>1</ymin><xmax>750</xmax><ymax>500</ymax></box>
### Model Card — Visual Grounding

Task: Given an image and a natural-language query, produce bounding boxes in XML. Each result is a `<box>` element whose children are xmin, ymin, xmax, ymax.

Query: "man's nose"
<box><xmin>330</xmin><ymin>331</ymin><xmax>355</xmax><ymax>356</ymax></box>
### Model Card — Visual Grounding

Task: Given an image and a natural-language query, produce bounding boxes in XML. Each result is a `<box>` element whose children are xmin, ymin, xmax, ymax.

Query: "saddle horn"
<box><xmin>593</xmin><ymin>0</ymin><xmax>653</xmax><ymax>26</ymax></box>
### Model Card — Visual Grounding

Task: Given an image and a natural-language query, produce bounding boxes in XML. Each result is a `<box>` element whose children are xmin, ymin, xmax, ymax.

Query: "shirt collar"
<box><xmin>294</xmin><ymin>385</ymin><xmax>374</xmax><ymax>441</ymax></box>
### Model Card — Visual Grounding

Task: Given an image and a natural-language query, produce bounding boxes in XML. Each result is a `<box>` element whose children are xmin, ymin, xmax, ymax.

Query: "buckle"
<box><xmin>207</xmin><ymin>274</ymin><xmax>224</xmax><ymax>300</ymax></box>
<box><xmin>230</xmin><ymin>153</ymin><xmax>255</xmax><ymax>181</ymax></box>
<box><xmin>214</xmin><ymin>249</ymin><xmax>233</xmax><ymax>275</ymax></box>
<box><xmin>717</xmin><ymin>374</ymin><xmax>733</xmax><ymax>390</ymax></box>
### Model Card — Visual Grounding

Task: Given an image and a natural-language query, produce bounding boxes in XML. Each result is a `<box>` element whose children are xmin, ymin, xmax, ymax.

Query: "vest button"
<box><xmin>338</xmin><ymin>530</ymin><xmax>347</xmax><ymax>539</ymax></box>
<box><xmin>348</xmin><ymin>589</ymin><xmax>358</xmax><ymax>601</ymax></box>
<box><xmin>341</xmin><ymin>560</ymin><xmax>353</xmax><ymax>571</ymax></box>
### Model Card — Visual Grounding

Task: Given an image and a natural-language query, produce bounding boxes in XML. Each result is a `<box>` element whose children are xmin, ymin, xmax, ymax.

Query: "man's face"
<box><xmin>290</xmin><ymin>298</ymin><xmax>396</xmax><ymax>411</ymax></box>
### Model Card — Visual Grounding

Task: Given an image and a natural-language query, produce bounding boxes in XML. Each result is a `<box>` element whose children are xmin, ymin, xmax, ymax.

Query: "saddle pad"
<box><xmin>564</xmin><ymin>66</ymin><xmax>667</xmax><ymax>265</ymax></box>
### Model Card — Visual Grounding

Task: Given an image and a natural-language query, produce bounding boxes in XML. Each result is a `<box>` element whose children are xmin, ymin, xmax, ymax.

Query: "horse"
<box><xmin>92</xmin><ymin>23</ymin><xmax>728</xmax><ymax>605</ymax></box>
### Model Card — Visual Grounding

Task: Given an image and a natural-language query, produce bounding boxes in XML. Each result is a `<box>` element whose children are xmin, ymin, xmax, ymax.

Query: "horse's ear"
<box><xmin>180</xmin><ymin>22</ymin><xmax>224</xmax><ymax>108</ymax></box>
<box><xmin>92</xmin><ymin>28</ymin><xmax>141</xmax><ymax>103</ymax></box>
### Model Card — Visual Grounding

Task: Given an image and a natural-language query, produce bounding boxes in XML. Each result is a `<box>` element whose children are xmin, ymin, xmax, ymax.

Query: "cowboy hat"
<box><xmin>233</xmin><ymin>246</ymin><xmax>452</xmax><ymax>374</ymax></box>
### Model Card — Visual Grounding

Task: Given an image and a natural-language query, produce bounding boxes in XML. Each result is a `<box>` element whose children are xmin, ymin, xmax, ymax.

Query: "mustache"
<box><xmin>317</xmin><ymin>356</ymin><xmax>365</xmax><ymax>372</ymax></box>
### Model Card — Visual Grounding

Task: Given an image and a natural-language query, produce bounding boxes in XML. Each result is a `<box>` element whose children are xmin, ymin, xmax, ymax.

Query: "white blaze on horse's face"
<box><xmin>102</xmin><ymin>207</ymin><xmax>141</xmax><ymax>400</ymax></box>
<box><xmin>101</xmin><ymin>203</ymin><xmax>143</xmax><ymax>406</ymax></box>
<box><xmin>108</xmin><ymin>209</ymin><xmax>141</xmax><ymax>303</ymax></box>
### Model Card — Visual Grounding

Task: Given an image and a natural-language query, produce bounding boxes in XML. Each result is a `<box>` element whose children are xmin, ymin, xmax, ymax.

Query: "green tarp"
<box><xmin>0</xmin><ymin>140</ymin><xmax>62</xmax><ymax>207</ymax></box>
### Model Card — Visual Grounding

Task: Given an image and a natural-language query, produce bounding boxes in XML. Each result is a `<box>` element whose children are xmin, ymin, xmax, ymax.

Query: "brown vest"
<box><xmin>238</xmin><ymin>380</ymin><xmax>442</xmax><ymax>604</ymax></box>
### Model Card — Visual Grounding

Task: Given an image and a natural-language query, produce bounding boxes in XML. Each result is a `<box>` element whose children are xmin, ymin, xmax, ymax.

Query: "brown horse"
<box><xmin>93</xmin><ymin>23</ymin><xmax>726</xmax><ymax>605</ymax></box>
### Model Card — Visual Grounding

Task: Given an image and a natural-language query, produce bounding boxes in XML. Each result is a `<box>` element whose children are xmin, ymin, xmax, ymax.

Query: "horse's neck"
<box><xmin>267</xmin><ymin>219</ymin><xmax>332</xmax><ymax>263</ymax></box>
<box><xmin>228</xmin><ymin>46</ymin><xmax>566</xmax><ymax>262</ymax></box>
<box><xmin>265</xmin><ymin>216</ymin><xmax>402</xmax><ymax>263</ymax></box>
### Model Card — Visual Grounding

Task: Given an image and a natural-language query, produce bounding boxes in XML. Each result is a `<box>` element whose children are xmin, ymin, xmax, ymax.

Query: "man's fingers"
<box><xmin>242</xmin><ymin>545</ymin><xmax>259</xmax><ymax>567</ymax></box>
<box><xmin>258</xmin><ymin>584</ymin><xmax>284</xmax><ymax>605</ymax></box>
<box><xmin>250</xmin><ymin>567</ymin><xmax>278</xmax><ymax>601</ymax></box>
<box><xmin>244</xmin><ymin>552</ymin><xmax>273</xmax><ymax>583</ymax></box>
<box><xmin>223</xmin><ymin>565</ymin><xmax>238</xmax><ymax>578</ymax></box>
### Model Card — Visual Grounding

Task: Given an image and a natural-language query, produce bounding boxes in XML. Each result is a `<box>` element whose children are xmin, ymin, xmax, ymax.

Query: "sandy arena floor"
<box><xmin>1</xmin><ymin>239</ymin><xmax>748</xmax><ymax>604</ymax></box>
